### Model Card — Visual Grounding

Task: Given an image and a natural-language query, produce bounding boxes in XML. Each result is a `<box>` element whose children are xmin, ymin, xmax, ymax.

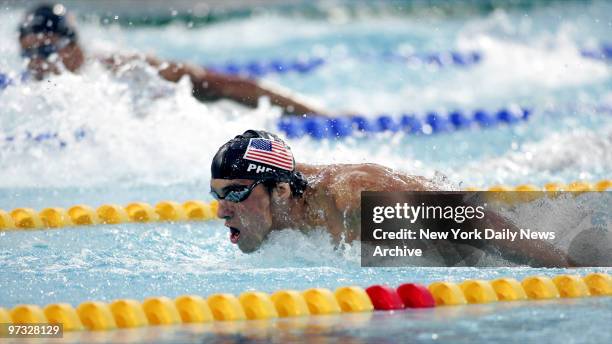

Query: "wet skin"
<box><xmin>212</xmin><ymin>178</ymin><xmax>275</xmax><ymax>253</ymax></box>
<box><xmin>211</xmin><ymin>163</ymin><xmax>437</xmax><ymax>253</ymax></box>
<box><xmin>211</xmin><ymin>162</ymin><xmax>572</xmax><ymax>267</ymax></box>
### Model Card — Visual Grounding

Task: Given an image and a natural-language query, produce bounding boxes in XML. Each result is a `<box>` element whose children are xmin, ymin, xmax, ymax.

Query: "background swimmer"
<box><xmin>17</xmin><ymin>3</ymin><xmax>324</xmax><ymax>116</ymax></box>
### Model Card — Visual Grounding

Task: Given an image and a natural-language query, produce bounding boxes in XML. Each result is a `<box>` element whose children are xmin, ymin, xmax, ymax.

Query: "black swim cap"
<box><xmin>19</xmin><ymin>3</ymin><xmax>77</xmax><ymax>42</ymax></box>
<box><xmin>211</xmin><ymin>130</ymin><xmax>308</xmax><ymax>196</ymax></box>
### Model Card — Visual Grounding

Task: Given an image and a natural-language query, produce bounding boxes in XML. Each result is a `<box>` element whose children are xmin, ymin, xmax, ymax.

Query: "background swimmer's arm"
<box><xmin>100</xmin><ymin>54</ymin><xmax>324</xmax><ymax>115</ymax></box>
<box><xmin>143</xmin><ymin>56</ymin><xmax>325</xmax><ymax>116</ymax></box>
<box><xmin>192</xmin><ymin>69</ymin><xmax>325</xmax><ymax>116</ymax></box>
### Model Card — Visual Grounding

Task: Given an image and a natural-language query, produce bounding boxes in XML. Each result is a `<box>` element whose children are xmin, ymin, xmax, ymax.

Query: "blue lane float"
<box><xmin>1</xmin><ymin>128</ymin><xmax>88</xmax><ymax>149</ymax></box>
<box><xmin>0</xmin><ymin>72</ymin><xmax>30</xmax><ymax>90</ymax></box>
<box><xmin>0</xmin><ymin>104</ymin><xmax>585</xmax><ymax>148</ymax></box>
<box><xmin>581</xmin><ymin>43</ymin><xmax>612</xmax><ymax>61</ymax></box>
<box><xmin>380</xmin><ymin>50</ymin><xmax>483</xmax><ymax>67</ymax></box>
<box><xmin>277</xmin><ymin>107</ymin><xmax>531</xmax><ymax>140</ymax></box>
<box><xmin>207</xmin><ymin>51</ymin><xmax>482</xmax><ymax>78</ymax></box>
<box><xmin>207</xmin><ymin>57</ymin><xmax>327</xmax><ymax>78</ymax></box>
<box><xmin>0</xmin><ymin>73</ymin><xmax>10</xmax><ymax>90</ymax></box>
<box><xmin>207</xmin><ymin>43</ymin><xmax>611</xmax><ymax>78</ymax></box>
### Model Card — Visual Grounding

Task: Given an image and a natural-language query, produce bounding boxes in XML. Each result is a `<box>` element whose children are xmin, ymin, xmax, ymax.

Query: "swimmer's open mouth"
<box><xmin>230</xmin><ymin>227</ymin><xmax>241</xmax><ymax>244</ymax></box>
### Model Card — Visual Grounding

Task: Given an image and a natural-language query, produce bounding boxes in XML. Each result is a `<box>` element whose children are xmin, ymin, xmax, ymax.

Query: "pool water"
<box><xmin>0</xmin><ymin>1</ymin><xmax>611</xmax><ymax>342</ymax></box>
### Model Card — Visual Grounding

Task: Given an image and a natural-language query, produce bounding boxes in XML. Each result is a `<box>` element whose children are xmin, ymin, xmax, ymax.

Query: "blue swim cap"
<box><xmin>19</xmin><ymin>3</ymin><xmax>77</xmax><ymax>42</ymax></box>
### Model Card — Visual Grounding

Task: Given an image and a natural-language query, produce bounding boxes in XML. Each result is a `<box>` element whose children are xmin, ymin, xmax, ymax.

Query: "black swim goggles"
<box><xmin>210</xmin><ymin>179</ymin><xmax>268</xmax><ymax>203</ymax></box>
<box><xmin>21</xmin><ymin>38</ymin><xmax>71</xmax><ymax>59</ymax></box>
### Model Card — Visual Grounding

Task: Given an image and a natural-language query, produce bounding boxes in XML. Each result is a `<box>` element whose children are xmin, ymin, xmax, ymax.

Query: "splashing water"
<box><xmin>0</xmin><ymin>2</ymin><xmax>611</xmax><ymax>326</ymax></box>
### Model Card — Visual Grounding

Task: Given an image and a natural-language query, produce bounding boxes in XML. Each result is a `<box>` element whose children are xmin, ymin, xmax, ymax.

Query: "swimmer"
<box><xmin>17</xmin><ymin>3</ymin><xmax>323</xmax><ymax>116</ymax></box>
<box><xmin>210</xmin><ymin>129</ymin><xmax>574</xmax><ymax>267</ymax></box>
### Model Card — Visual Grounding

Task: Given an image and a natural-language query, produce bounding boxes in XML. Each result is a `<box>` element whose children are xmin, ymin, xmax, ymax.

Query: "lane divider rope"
<box><xmin>208</xmin><ymin>50</ymin><xmax>483</xmax><ymax>77</ymax></box>
<box><xmin>1</xmin><ymin>128</ymin><xmax>88</xmax><ymax>150</ymax></box>
<box><xmin>0</xmin><ymin>105</ymin><xmax>531</xmax><ymax>150</ymax></box>
<box><xmin>278</xmin><ymin>106</ymin><xmax>531</xmax><ymax>139</ymax></box>
<box><xmin>189</xmin><ymin>43</ymin><xmax>612</xmax><ymax>77</ymax></box>
<box><xmin>0</xmin><ymin>200</ymin><xmax>218</xmax><ymax>230</ymax></box>
<box><xmin>3</xmin><ymin>102</ymin><xmax>610</xmax><ymax>149</ymax></box>
<box><xmin>0</xmin><ymin>179</ymin><xmax>609</xmax><ymax>231</ymax></box>
<box><xmin>3</xmin><ymin>100</ymin><xmax>610</xmax><ymax>149</ymax></box>
<box><xmin>464</xmin><ymin>179</ymin><xmax>612</xmax><ymax>192</ymax></box>
<box><xmin>1</xmin><ymin>273</ymin><xmax>610</xmax><ymax>332</ymax></box>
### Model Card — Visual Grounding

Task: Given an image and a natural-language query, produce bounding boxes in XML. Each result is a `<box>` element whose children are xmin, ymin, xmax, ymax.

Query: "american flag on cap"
<box><xmin>243</xmin><ymin>138</ymin><xmax>294</xmax><ymax>171</ymax></box>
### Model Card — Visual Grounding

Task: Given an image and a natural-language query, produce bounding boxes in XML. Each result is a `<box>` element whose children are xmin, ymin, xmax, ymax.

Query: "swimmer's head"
<box><xmin>210</xmin><ymin>130</ymin><xmax>307</xmax><ymax>253</ymax></box>
<box><xmin>18</xmin><ymin>3</ymin><xmax>84</xmax><ymax>79</ymax></box>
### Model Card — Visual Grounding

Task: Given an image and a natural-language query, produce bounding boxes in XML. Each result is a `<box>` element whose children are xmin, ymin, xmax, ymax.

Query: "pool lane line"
<box><xmin>214</xmin><ymin>43</ymin><xmax>612</xmax><ymax>78</ymax></box>
<box><xmin>0</xmin><ymin>180</ymin><xmax>610</xmax><ymax>231</ymax></box>
<box><xmin>0</xmin><ymin>105</ymin><xmax>532</xmax><ymax>147</ymax></box>
<box><xmin>0</xmin><ymin>106</ymin><xmax>531</xmax><ymax>150</ymax></box>
<box><xmin>278</xmin><ymin>106</ymin><xmax>533</xmax><ymax>139</ymax></box>
<box><xmin>1</xmin><ymin>273</ymin><xmax>610</xmax><ymax>332</ymax></box>
<box><xmin>1</xmin><ymin>102</ymin><xmax>608</xmax><ymax>148</ymax></box>
<box><xmin>0</xmin><ymin>200</ymin><xmax>218</xmax><ymax>230</ymax></box>
<box><xmin>209</xmin><ymin>50</ymin><xmax>483</xmax><ymax>77</ymax></box>
<box><xmin>463</xmin><ymin>180</ymin><xmax>612</xmax><ymax>192</ymax></box>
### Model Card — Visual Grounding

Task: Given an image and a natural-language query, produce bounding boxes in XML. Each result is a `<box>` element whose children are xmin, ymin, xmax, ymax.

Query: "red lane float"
<box><xmin>365</xmin><ymin>285</ymin><xmax>404</xmax><ymax>310</ymax></box>
<box><xmin>396</xmin><ymin>283</ymin><xmax>435</xmax><ymax>308</ymax></box>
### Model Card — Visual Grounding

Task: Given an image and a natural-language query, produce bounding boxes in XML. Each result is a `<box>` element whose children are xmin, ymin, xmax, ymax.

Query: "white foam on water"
<box><xmin>233</xmin><ymin>227</ymin><xmax>360</xmax><ymax>268</ymax></box>
<box><xmin>454</xmin><ymin>125</ymin><xmax>612</xmax><ymax>185</ymax></box>
<box><xmin>0</xmin><ymin>60</ymin><xmax>285</xmax><ymax>187</ymax></box>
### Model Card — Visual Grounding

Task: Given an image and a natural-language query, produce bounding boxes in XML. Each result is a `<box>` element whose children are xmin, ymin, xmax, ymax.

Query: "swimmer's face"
<box><xmin>211</xmin><ymin>178</ymin><xmax>273</xmax><ymax>253</ymax></box>
<box><xmin>19</xmin><ymin>33</ymin><xmax>84</xmax><ymax>80</ymax></box>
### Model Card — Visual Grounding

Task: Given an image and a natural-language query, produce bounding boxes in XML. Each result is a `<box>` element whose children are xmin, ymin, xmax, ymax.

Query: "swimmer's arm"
<box><xmin>482</xmin><ymin>212</ymin><xmax>573</xmax><ymax>267</ymax></box>
<box><xmin>329</xmin><ymin>165</ymin><xmax>573</xmax><ymax>267</ymax></box>
<box><xmin>191</xmin><ymin>69</ymin><xmax>325</xmax><ymax>116</ymax></box>
<box><xmin>99</xmin><ymin>54</ymin><xmax>324</xmax><ymax>115</ymax></box>
<box><xmin>143</xmin><ymin>56</ymin><xmax>325</xmax><ymax>116</ymax></box>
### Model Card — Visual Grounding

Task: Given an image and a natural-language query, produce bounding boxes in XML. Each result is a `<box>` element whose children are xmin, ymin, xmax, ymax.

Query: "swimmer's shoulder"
<box><xmin>296</xmin><ymin>163</ymin><xmax>353</xmax><ymax>207</ymax></box>
<box><xmin>350</xmin><ymin>163</ymin><xmax>441</xmax><ymax>191</ymax></box>
<box><xmin>321</xmin><ymin>162</ymin><xmax>439</xmax><ymax>191</ymax></box>
<box><xmin>323</xmin><ymin>164</ymin><xmax>386</xmax><ymax>213</ymax></box>
<box><xmin>297</xmin><ymin>163</ymin><xmax>389</xmax><ymax>187</ymax></box>
<box><xmin>296</xmin><ymin>162</ymin><xmax>384</xmax><ymax>176</ymax></box>
<box><xmin>295</xmin><ymin>163</ymin><xmax>336</xmax><ymax>182</ymax></box>
<box><xmin>296</xmin><ymin>162</ymin><xmax>437</xmax><ymax>191</ymax></box>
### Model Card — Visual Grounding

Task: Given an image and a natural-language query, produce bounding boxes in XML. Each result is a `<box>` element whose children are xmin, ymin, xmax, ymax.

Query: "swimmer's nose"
<box><xmin>216</xmin><ymin>200</ymin><xmax>234</xmax><ymax>219</ymax></box>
